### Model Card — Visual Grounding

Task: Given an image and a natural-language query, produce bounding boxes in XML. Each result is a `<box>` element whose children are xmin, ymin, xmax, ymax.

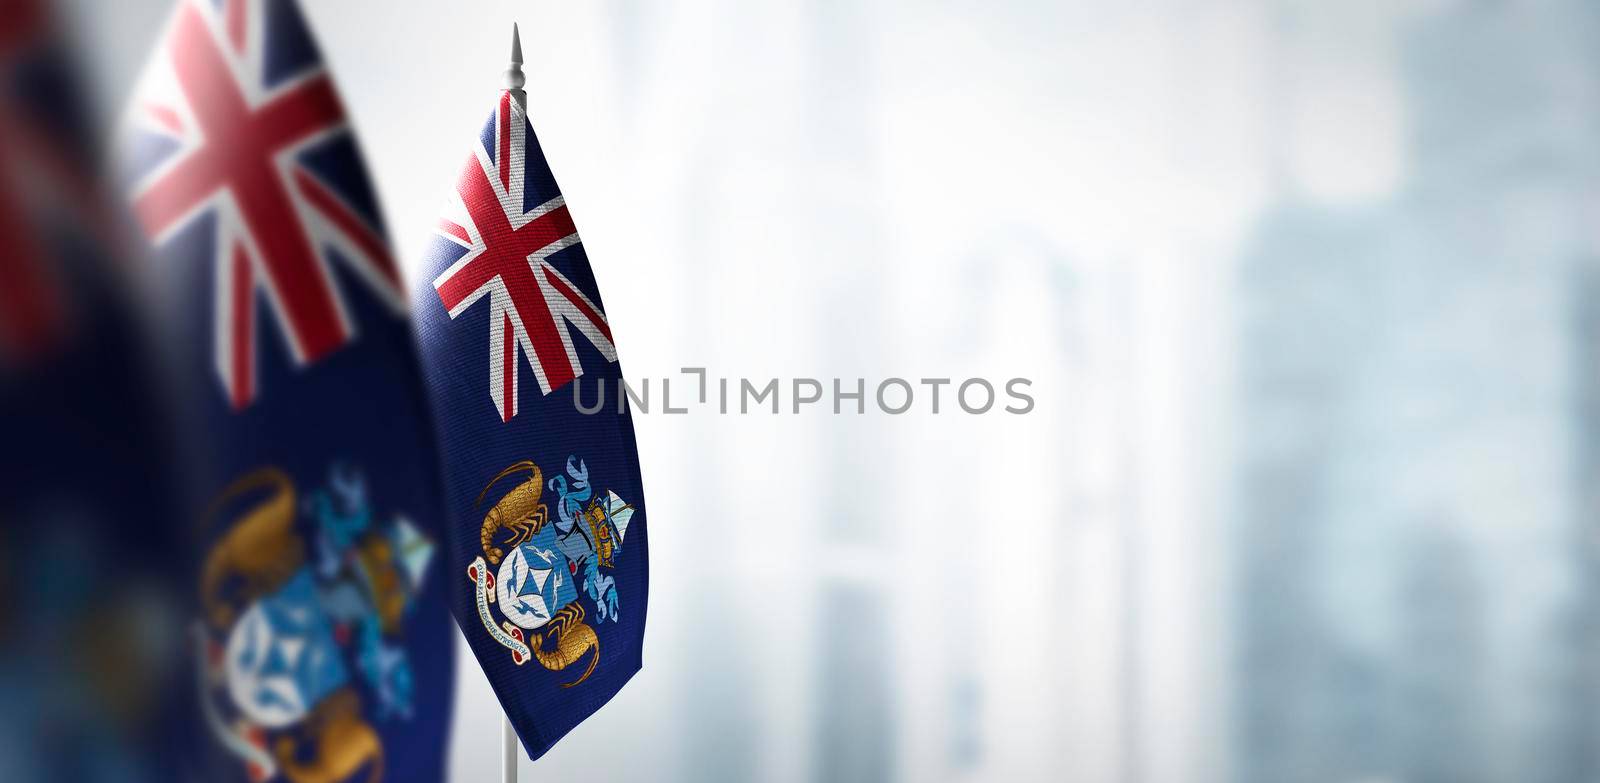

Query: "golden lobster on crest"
<box><xmin>475</xmin><ymin>460</ymin><xmax>603</xmax><ymax>687</ymax></box>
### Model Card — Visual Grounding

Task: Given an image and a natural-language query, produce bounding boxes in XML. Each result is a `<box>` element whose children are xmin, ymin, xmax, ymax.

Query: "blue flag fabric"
<box><xmin>0</xmin><ymin>3</ymin><xmax>188</xmax><ymax>779</ymax></box>
<box><xmin>411</xmin><ymin>90</ymin><xmax>649</xmax><ymax>759</ymax></box>
<box><xmin>119</xmin><ymin>0</ymin><xmax>454</xmax><ymax>780</ymax></box>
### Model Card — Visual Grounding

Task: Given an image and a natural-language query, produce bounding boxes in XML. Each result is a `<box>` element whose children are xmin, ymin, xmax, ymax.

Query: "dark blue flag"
<box><xmin>410</xmin><ymin>80</ymin><xmax>650</xmax><ymax>759</ymax></box>
<box><xmin>0</xmin><ymin>2</ymin><xmax>186</xmax><ymax>780</ymax></box>
<box><xmin>119</xmin><ymin>1</ymin><xmax>454</xmax><ymax>780</ymax></box>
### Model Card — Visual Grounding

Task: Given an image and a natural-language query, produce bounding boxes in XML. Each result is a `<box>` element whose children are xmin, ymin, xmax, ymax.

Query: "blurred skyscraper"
<box><xmin>804</xmin><ymin>0</ymin><xmax>896</xmax><ymax>780</ymax></box>
<box><xmin>1564</xmin><ymin>263</ymin><xmax>1600</xmax><ymax>781</ymax></box>
<box><xmin>1233</xmin><ymin>1</ymin><xmax>1600</xmax><ymax>781</ymax></box>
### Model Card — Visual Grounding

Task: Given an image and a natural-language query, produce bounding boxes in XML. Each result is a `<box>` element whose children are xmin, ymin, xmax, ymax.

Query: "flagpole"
<box><xmin>500</xmin><ymin>22</ymin><xmax>527</xmax><ymax>783</ymax></box>
<box><xmin>502</xmin><ymin>714</ymin><xmax>519</xmax><ymax>783</ymax></box>
<box><xmin>506</xmin><ymin>22</ymin><xmax>528</xmax><ymax>112</ymax></box>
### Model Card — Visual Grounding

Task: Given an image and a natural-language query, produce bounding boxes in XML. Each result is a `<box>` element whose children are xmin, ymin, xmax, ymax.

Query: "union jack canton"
<box><xmin>123</xmin><ymin>0</ymin><xmax>402</xmax><ymax>409</ymax></box>
<box><xmin>431</xmin><ymin>90</ymin><xmax>617</xmax><ymax>422</ymax></box>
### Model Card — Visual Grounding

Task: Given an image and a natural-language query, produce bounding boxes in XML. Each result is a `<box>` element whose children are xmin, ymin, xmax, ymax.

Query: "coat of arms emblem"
<box><xmin>467</xmin><ymin>456</ymin><xmax>634</xmax><ymax>686</ymax></box>
<box><xmin>196</xmin><ymin>466</ymin><xmax>434</xmax><ymax>782</ymax></box>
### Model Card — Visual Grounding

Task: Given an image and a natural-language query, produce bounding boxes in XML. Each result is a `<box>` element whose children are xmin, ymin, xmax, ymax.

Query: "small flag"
<box><xmin>119</xmin><ymin>1</ymin><xmax>455</xmax><ymax>780</ymax></box>
<box><xmin>0</xmin><ymin>2</ymin><xmax>187</xmax><ymax>779</ymax></box>
<box><xmin>410</xmin><ymin>25</ymin><xmax>650</xmax><ymax>760</ymax></box>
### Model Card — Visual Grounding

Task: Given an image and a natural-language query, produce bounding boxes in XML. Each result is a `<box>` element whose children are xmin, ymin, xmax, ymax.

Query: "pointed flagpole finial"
<box><xmin>505</xmin><ymin>23</ymin><xmax>527</xmax><ymax>111</ymax></box>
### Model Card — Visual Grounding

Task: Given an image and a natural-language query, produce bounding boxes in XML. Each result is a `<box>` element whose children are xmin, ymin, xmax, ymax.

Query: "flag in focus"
<box><xmin>118</xmin><ymin>0</ymin><xmax>454</xmax><ymax>780</ymax></box>
<box><xmin>411</xmin><ymin>26</ymin><xmax>650</xmax><ymax>760</ymax></box>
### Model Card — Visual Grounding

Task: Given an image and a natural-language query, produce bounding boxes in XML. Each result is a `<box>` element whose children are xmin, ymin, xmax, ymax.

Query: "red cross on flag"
<box><xmin>123</xmin><ymin>0</ymin><xmax>402</xmax><ymax>409</ymax></box>
<box><xmin>432</xmin><ymin>91</ymin><xmax>616</xmax><ymax>422</ymax></box>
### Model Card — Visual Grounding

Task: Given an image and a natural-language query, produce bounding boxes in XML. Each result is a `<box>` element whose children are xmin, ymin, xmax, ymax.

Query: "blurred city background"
<box><xmin>24</xmin><ymin>0</ymin><xmax>1598</xmax><ymax>780</ymax></box>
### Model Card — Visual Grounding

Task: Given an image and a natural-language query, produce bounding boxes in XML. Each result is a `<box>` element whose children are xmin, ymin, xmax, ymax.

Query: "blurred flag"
<box><xmin>118</xmin><ymin>0</ymin><xmax>454</xmax><ymax>780</ymax></box>
<box><xmin>0</xmin><ymin>0</ymin><xmax>83</xmax><ymax>364</ymax></box>
<box><xmin>0</xmin><ymin>1</ymin><xmax>186</xmax><ymax>781</ymax></box>
<box><xmin>410</xmin><ymin>36</ymin><xmax>650</xmax><ymax>759</ymax></box>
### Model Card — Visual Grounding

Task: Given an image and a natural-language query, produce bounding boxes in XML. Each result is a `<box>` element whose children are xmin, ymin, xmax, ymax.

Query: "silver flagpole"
<box><xmin>506</xmin><ymin>23</ymin><xmax>528</xmax><ymax>112</ymax></box>
<box><xmin>502</xmin><ymin>715</ymin><xmax>519</xmax><ymax>783</ymax></box>
<box><xmin>500</xmin><ymin>23</ymin><xmax>527</xmax><ymax>783</ymax></box>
